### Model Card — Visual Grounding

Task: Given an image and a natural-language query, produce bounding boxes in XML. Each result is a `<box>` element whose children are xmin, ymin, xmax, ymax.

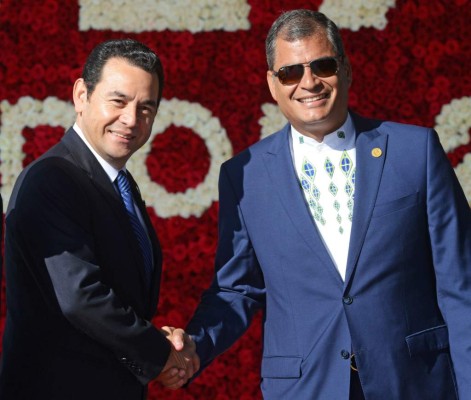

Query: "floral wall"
<box><xmin>0</xmin><ymin>0</ymin><xmax>470</xmax><ymax>398</ymax></box>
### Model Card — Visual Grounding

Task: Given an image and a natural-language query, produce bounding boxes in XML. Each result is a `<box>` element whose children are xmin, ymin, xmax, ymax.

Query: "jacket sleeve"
<box><xmin>186</xmin><ymin>162</ymin><xmax>266</xmax><ymax>372</ymax></box>
<box><xmin>426</xmin><ymin>129</ymin><xmax>471</xmax><ymax>396</ymax></box>
<box><xmin>8</xmin><ymin>161</ymin><xmax>170</xmax><ymax>384</ymax></box>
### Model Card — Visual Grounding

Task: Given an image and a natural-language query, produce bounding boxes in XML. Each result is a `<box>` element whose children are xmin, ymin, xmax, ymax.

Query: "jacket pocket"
<box><xmin>261</xmin><ymin>356</ymin><xmax>302</xmax><ymax>378</ymax></box>
<box><xmin>405</xmin><ymin>324</ymin><xmax>449</xmax><ymax>357</ymax></box>
<box><xmin>372</xmin><ymin>192</ymin><xmax>419</xmax><ymax>218</ymax></box>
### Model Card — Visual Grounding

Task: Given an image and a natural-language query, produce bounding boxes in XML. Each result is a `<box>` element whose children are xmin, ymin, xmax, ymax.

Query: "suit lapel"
<box><xmin>344</xmin><ymin>115</ymin><xmax>388</xmax><ymax>286</ymax></box>
<box><xmin>262</xmin><ymin>125</ymin><xmax>342</xmax><ymax>284</ymax></box>
<box><xmin>61</xmin><ymin>129</ymin><xmax>153</xmax><ymax>298</ymax></box>
<box><xmin>61</xmin><ymin>129</ymin><xmax>120</xmax><ymax>203</ymax></box>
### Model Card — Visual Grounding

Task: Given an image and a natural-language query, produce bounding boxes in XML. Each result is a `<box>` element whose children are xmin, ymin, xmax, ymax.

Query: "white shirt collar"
<box><xmin>73</xmin><ymin>122</ymin><xmax>124</xmax><ymax>182</ymax></box>
<box><xmin>291</xmin><ymin>113</ymin><xmax>355</xmax><ymax>152</ymax></box>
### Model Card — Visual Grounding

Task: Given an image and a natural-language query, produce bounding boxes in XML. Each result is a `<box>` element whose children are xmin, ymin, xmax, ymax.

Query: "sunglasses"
<box><xmin>272</xmin><ymin>56</ymin><xmax>340</xmax><ymax>85</ymax></box>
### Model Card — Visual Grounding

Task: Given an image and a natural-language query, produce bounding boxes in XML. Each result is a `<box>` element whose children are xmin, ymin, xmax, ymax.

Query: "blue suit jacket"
<box><xmin>187</xmin><ymin>113</ymin><xmax>471</xmax><ymax>399</ymax></box>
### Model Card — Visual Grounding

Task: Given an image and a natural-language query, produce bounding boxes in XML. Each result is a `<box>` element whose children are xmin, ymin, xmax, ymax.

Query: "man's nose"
<box><xmin>299</xmin><ymin>64</ymin><xmax>322</xmax><ymax>88</ymax></box>
<box><xmin>120</xmin><ymin>106</ymin><xmax>137</xmax><ymax>126</ymax></box>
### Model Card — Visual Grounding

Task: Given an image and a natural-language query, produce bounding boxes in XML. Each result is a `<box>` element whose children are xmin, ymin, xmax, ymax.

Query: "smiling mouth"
<box><xmin>110</xmin><ymin>131</ymin><xmax>135</xmax><ymax>140</ymax></box>
<box><xmin>297</xmin><ymin>93</ymin><xmax>330</xmax><ymax>103</ymax></box>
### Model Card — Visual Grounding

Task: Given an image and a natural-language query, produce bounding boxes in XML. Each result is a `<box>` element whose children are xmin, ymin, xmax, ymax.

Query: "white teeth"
<box><xmin>298</xmin><ymin>94</ymin><xmax>327</xmax><ymax>103</ymax></box>
<box><xmin>112</xmin><ymin>132</ymin><xmax>132</xmax><ymax>139</ymax></box>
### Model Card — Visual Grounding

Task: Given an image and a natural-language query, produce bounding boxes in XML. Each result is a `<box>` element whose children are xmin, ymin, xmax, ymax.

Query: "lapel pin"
<box><xmin>371</xmin><ymin>148</ymin><xmax>382</xmax><ymax>158</ymax></box>
<box><xmin>337</xmin><ymin>131</ymin><xmax>345</xmax><ymax>139</ymax></box>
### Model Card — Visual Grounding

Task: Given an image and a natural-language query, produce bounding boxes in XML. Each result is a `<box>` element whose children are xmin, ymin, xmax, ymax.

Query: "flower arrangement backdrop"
<box><xmin>0</xmin><ymin>0</ymin><xmax>470</xmax><ymax>398</ymax></box>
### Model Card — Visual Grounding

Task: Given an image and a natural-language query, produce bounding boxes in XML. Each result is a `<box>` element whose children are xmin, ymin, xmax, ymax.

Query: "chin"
<box><xmin>302</xmin><ymin>116</ymin><xmax>329</xmax><ymax>127</ymax></box>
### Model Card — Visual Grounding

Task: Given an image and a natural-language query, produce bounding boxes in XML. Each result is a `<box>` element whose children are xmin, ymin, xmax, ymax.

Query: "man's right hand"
<box><xmin>155</xmin><ymin>327</ymin><xmax>200</xmax><ymax>390</ymax></box>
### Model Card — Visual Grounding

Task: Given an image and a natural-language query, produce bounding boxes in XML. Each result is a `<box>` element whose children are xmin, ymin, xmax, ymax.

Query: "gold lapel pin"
<box><xmin>371</xmin><ymin>148</ymin><xmax>382</xmax><ymax>158</ymax></box>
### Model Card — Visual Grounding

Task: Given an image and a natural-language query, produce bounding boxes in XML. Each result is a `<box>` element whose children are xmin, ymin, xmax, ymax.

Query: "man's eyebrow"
<box><xmin>106</xmin><ymin>90</ymin><xmax>157</xmax><ymax>108</ymax></box>
<box><xmin>141</xmin><ymin>99</ymin><xmax>158</xmax><ymax>108</ymax></box>
<box><xmin>106</xmin><ymin>90</ymin><xmax>129</xmax><ymax>99</ymax></box>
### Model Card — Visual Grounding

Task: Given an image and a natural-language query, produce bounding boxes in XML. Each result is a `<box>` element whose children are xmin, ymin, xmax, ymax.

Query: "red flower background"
<box><xmin>0</xmin><ymin>0</ymin><xmax>470</xmax><ymax>398</ymax></box>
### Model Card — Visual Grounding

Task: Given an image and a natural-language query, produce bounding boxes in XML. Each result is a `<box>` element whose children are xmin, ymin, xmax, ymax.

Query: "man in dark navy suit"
<box><xmin>0</xmin><ymin>39</ymin><xmax>198</xmax><ymax>400</ymax></box>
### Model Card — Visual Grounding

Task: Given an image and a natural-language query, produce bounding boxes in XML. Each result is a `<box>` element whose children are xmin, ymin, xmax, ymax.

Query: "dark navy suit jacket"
<box><xmin>0</xmin><ymin>129</ymin><xmax>170</xmax><ymax>400</ymax></box>
<box><xmin>187</xmin><ymin>114</ymin><xmax>471</xmax><ymax>399</ymax></box>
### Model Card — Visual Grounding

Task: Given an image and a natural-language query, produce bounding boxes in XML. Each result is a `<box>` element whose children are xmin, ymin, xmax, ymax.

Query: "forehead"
<box><xmin>98</xmin><ymin>58</ymin><xmax>156</xmax><ymax>85</ymax></box>
<box><xmin>96</xmin><ymin>57</ymin><xmax>159</xmax><ymax>96</ymax></box>
<box><xmin>273</xmin><ymin>34</ymin><xmax>335</xmax><ymax>67</ymax></box>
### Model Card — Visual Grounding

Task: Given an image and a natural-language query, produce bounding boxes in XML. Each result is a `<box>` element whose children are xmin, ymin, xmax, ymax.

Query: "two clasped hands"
<box><xmin>156</xmin><ymin>326</ymin><xmax>200</xmax><ymax>389</ymax></box>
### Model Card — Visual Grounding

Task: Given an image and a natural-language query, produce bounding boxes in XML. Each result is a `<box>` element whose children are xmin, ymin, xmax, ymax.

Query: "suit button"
<box><xmin>343</xmin><ymin>296</ymin><xmax>353</xmax><ymax>305</ymax></box>
<box><xmin>341</xmin><ymin>350</ymin><xmax>350</xmax><ymax>359</ymax></box>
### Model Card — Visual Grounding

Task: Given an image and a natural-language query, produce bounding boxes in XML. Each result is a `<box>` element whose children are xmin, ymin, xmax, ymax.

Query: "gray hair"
<box><xmin>265</xmin><ymin>9</ymin><xmax>346</xmax><ymax>70</ymax></box>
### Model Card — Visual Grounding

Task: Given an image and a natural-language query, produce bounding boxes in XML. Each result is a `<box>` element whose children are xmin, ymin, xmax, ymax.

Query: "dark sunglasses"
<box><xmin>272</xmin><ymin>56</ymin><xmax>340</xmax><ymax>85</ymax></box>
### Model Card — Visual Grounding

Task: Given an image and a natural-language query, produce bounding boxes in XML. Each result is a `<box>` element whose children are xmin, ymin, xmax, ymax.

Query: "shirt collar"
<box><xmin>291</xmin><ymin>113</ymin><xmax>355</xmax><ymax>151</ymax></box>
<box><xmin>73</xmin><ymin>122</ymin><xmax>124</xmax><ymax>182</ymax></box>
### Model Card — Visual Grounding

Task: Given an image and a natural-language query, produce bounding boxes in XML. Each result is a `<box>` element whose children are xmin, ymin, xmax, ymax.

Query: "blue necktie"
<box><xmin>115</xmin><ymin>170</ymin><xmax>153</xmax><ymax>289</ymax></box>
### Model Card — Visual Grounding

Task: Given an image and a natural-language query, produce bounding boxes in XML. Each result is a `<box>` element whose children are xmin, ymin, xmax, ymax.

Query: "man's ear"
<box><xmin>73</xmin><ymin>78</ymin><xmax>88</xmax><ymax>113</ymax></box>
<box><xmin>266</xmin><ymin>70</ymin><xmax>278</xmax><ymax>102</ymax></box>
<box><xmin>343</xmin><ymin>57</ymin><xmax>353</xmax><ymax>88</ymax></box>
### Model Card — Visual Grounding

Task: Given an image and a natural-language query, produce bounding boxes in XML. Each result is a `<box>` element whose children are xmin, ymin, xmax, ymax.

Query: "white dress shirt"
<box><xmin>290</xmin><ymin>114</ymin><xmax>356</xmax><ymax>280</ymax></box>
<box><xmin>73</xmin><ymin>123</ymin><xmax>152</xmax><ymax>244</ymax></box>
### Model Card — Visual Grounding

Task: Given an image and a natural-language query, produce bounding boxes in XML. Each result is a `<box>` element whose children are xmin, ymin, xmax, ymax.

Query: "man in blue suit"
<box><xmin>171</xmin><ymin>9</ymin><xmax>471</xmax><ymax>399</ymax></box>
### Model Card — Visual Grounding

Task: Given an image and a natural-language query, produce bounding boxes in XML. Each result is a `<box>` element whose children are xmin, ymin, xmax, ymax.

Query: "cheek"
<box><xmin>140</xmin><ymin>115</ymin><xmax>154</xmax><ymax>131</ymax></box>
<box><xmin>98</xmin><ymin>104</ymin><xmax>120</xmax><ymax>122</ymax></box>
<box><xmin>137</xmin><ymin>120</ymin><xmax>153</xmax><ymax>140</ymax></box>
<box><xmin>278</xmin><ymin>86</ymin><xmax>297</xmax><ymax>103</ymax></box>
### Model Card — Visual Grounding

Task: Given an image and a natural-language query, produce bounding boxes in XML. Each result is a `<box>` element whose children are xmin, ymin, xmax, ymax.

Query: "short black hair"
<box><xmin>81</xmin><ymin>38</ymin><xmax>164</xmax><ymax>105</ymax></box>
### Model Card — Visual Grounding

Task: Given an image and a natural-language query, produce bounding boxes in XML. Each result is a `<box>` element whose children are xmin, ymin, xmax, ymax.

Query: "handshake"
<box><xmin>155</xmin><ymin>326</ymin><xmax>200</xmax><ymax>390</ymax></box>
